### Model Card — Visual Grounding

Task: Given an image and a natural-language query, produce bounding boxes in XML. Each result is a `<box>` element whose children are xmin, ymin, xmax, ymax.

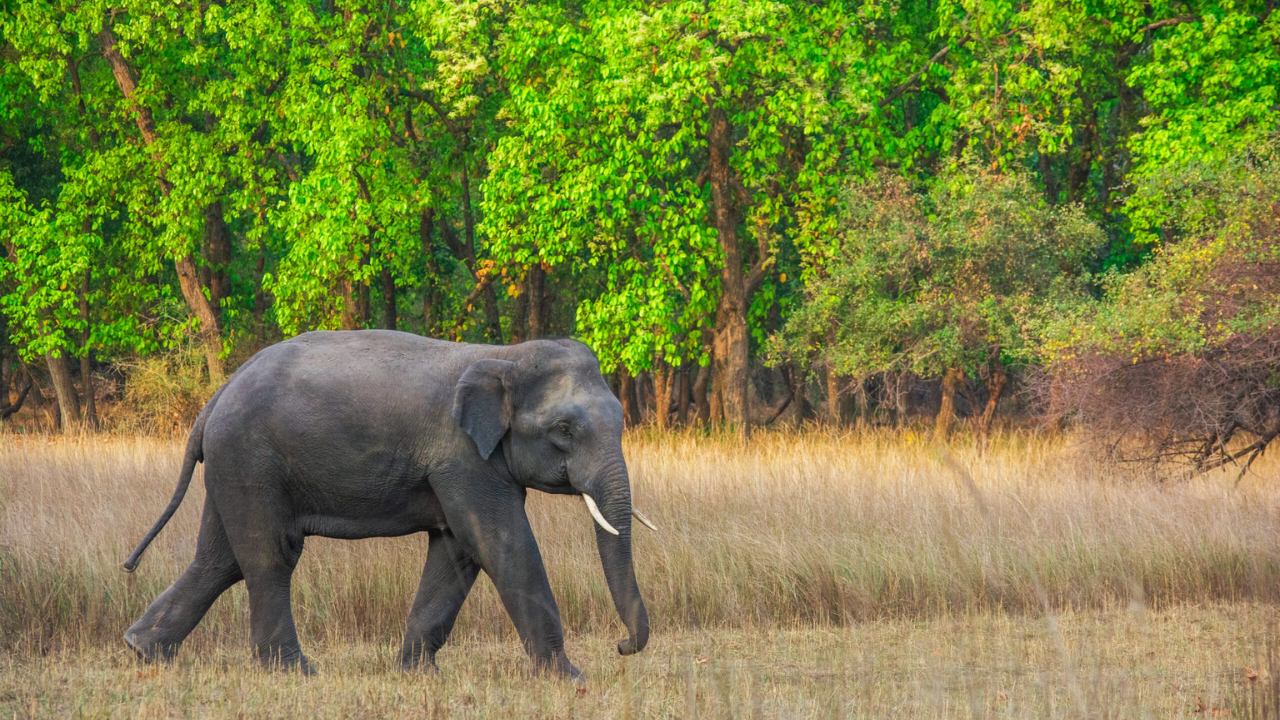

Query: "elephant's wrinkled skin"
<box><xmin>122</xmin><ymin>331</ymin><xmax>650</xmax><ymax>678</ymax></box>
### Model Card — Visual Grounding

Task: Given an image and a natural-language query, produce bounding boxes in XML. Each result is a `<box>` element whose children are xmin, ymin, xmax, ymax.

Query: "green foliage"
<box><xmin>777</xmin><ymin>167</ymin><xmax>1103</xmax><ymax>378</ymax></box>
<box><xmin>1049</xmin><ymin>144</ymin><xmax>1280</xmax><ymax>364</ymax></box>
<box><xmin>1125</xmin><ymin>8</ymin><xmax>1280</xmax><ymax>246</ymax></box>
<box><xmin>0</xmin><ymin>0</ymin><xmax>1275</xmax><ymax>431</ymax></box>
<box><xmin>0</xmin><ymin>169</ymin><xmax>88</xmax><ymax>359</ymax></box>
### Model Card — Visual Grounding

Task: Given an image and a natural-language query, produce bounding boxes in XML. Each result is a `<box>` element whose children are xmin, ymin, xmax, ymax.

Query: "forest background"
<box><xmin>1</xmin><ymin>0</ymin><xmax>1278</xmax><ymax>466</ymax></box>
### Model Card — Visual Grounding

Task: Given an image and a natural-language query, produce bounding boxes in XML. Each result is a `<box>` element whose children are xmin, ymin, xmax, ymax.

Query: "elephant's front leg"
<box><xmin>401</xmin><ymin>530</ymin><xmax>480</xmax><ymax>670</ymax></box>
<box><xmin>456</xmin><ymin>499</ymin><xmax>580</xmax><ymax>679</ymax></box>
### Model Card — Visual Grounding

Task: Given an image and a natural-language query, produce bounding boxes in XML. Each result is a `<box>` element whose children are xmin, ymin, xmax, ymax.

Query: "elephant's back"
<box><xmin>201</xmin><ymin>331</ymin><xmax>476</xmax><ymax>463</ymax></box>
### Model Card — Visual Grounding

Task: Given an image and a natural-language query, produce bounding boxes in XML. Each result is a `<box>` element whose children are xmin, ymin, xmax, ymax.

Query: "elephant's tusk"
<box><xmin>583</xmin><ymin>494</ymin><xmax>620</xmax><ymax>535</ymax></box>
<box><xmin>632</xmin><ymin>506</ymin><xmax>658</xmax><ymax>531</ymax></box>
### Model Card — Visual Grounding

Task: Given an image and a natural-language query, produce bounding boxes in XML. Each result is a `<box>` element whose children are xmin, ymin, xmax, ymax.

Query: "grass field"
<box><xmin>3</xmin><ymin>430</ymin><xmax>1280</xmax><ymax>717</ymax></box>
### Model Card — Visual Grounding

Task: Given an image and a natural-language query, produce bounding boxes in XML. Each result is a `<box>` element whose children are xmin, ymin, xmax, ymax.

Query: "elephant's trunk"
<box><xmin>575</xmin><ymin>459</ymin><xmax>650</xmax><ymax>656</ymax></box>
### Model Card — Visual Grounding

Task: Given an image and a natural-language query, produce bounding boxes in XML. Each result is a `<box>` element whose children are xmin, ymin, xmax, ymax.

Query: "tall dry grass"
<box><xmin>2</xmin><ymin>429</ymin><xmax>1279</xmax><ymax>656</ymax></box>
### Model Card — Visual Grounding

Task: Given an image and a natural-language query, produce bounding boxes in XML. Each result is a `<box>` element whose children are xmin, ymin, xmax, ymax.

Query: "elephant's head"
<box><xmin>451</xmin><ymin>339</ymin><xmax>652</xmax><ymax>656</ymax></box>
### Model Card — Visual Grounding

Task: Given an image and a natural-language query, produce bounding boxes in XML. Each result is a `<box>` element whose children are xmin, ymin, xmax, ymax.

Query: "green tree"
<box><xmin>777</xmin><ymin>168</ymin><xmax>1102</xmax><ymax>434</ymax></box>
<box><xmin>484</xmin><ymin>0</ymin><xmax>951</xmax><ymax>432</ymax></box>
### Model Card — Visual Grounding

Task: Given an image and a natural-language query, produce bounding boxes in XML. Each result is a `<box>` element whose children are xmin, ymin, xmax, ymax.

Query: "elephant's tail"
<box><xmin>122</xmin><ymin>386</ymin><xmax>223</xmax><ymax>573</ymax></box>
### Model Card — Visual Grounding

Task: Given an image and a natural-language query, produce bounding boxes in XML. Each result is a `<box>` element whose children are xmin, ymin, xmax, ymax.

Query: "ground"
<box><xmin>3</xmin><ymin>431</ymin><xmax>1280</xmax><ymax>717</ymax></box>
<box><xmin>4</xmin><ymin>605</ymin><xmax>1276</xmax><ymax>718</ymax></box>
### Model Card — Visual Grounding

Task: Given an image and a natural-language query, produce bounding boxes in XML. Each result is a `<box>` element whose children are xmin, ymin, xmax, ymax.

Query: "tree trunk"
<box><xmin>381</xmin><ymin>263</ymin><xmax>397</xmax><ymax>331</ymax></box>
<box><xmin>100</xmin><ymin>25</ymin><xmax>223</xmax><ymax>380</ymax></box>
<box><xmin>79</xmin><ymin>267</ymin><xmax>97</xmax><ymax>430</ymax></box>
<box><xmin>459</xmin><ymin>164</ymin><xmax>503</xmax><ymax>343</ymax></box>
<box><xmin>706</xmin><ymin>104</ymin><xmax>749</xmax><ymax>438</ymax></box>
<box><xmin>439</xmin><ymin>213</ymin><xmax>502</xmax><ymax>343</ymax></box>
<box><xmin>653</xmin><ymin>363</ymin><xmax>674</xmax><ymax>430</ymax></box>
<box><xmin>823</xmin><ymin>324</ymin><xmax>845</xmax><ymax>426</ymax></box>
<box><xmin>252</xmin><ymin>249</ymin><xmax>269</xmax><ymax>323</ymax></box>
<box><xmin>826</xmin><ymin>364</ymin><xmax>846</xmax><ymax>427</ymax></box>
<box><xmin>1038</xmin><ymin>151</ymin><xmax>1058</xmax><ymax>205</ymax></box>
<box><xmin>674</xmin><ymin>367</ymin><xmax>689</xmax><ymax>426</ymax></box>
<box><xmin>339</xmin><ymin>246</ymin><xmax>372</xmax><ymax>331</ymax></box>
<box><xmin>635</xmin><ymin>372</ymin><xmax>651</xmax><ymax>423</ymax></box>
<box><xmin>935</xmin><ymin>366</ymin><xmax>964</xmax><ymax>439</ymax></box>
<box><xmin>339</xmin><ymin>277</ymin><xmax>358</xmax><ymax>330</ymax></box>
<box><xmin>618</xmin><ymin>369</ymin><xmax>641</xmax><ymax>428</ymax></box>
<box><xmin>420</xmin><ymin>210</ymin><xmax>441</xmax><ymax>336</ymax></box>
<box><xmin>358</xmin><ymin>250</ymin><xmax>371</xmax><ymax>328</ymax></box>
<box><xmin>1066</xmin><ymin>115</ymin><xmax>1097</xmax><ymax>204</ymax></box>
<box><xmin>527</xmin><ymin>264</ymin><xmax>547</xmax><ymax>340</ymax></box>
<box><xmin>709</xmin><ymin>370</ymin><xmax>724</xmax><ymax>424</ymax></box>
<box><xmin>790</xmin><ymin>363</ymin><xmax>813</xmax><ymax>423</ymax></box>
<box><xmin>480</xmin><ymin>284</ymin><xmax>503</xmax><ymax>342</ymax></box>
<box><xmin>99</xmin><ymin>27</ymin><xmax>162</xmax><ymax>149</ymax></box>
<box><xmin>202</xmin><ymin>201</ymin><xmax>232</xmax><ymax>312</ymax></box>
<box><xmin>509</xmin><ymin>275</ymin><xmax>529</xmax><ymax>344</ymax></box>
<box><xmin>174</xmin><ymin>254</ymin><xmax>225</xmax><ymax>379</ymax></box>
<box><xmin>45</xmin><ymin>352</ymin><xmax>81</xmax><ymax>432</ymax></box>
<box><xmin>0</xmin><ymin>364</ymin><xmax>33</xmax><ymax>421</ymax></box>
<box><xmin>72</xmin><ymin>80</ymin><xmax>99</xmax><ymax>431</ymax></box>
<box><xmin>762</xmin><ymin>364</ymin><xmax>797</xmax><ymax>426</ymax></box>
<box><xmin>854</xmin><ymin>377</ymin><xmax>871</xmax><ymax>427</ymax></box>
<box><xmin>893</xmin><ymin>370</ymin><xmax>912</xmax><ymax>427</ymax></box>
<box><xmin>692</xmin><ymin>363</ymin><xmax>711</xmax><ymax>425</ymax></box>
<box><xmin>24</xmin><ymin>366</ymin><xmax>56</xmax><ymax>431</ymax></box>
<box><xmin>978</xmin><ymin>353</ymin><xmax>1008</xmax><ymax>438</ymax></box>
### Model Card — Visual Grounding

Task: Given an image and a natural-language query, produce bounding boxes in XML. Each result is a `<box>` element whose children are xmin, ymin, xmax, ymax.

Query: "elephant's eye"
<box><xmin>550</xmin><ymin>421</ymin><xmax>573</xmax><ymax>450</ymax></box>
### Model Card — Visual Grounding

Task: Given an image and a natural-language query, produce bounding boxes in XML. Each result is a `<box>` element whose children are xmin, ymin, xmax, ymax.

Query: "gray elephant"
<box><xmin>121</xmin><ymin>331</ymin><xmax>654</xmax><ymax>678</ymax></box>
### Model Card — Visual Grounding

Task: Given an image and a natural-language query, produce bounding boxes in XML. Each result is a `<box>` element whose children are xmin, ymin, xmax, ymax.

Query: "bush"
<box><xmin>112</xmin><ymin>347</ymin><xmax>218</xmax><ymax>435</ymax></box>
<box><xmin>1045</xmin><ymin>143</ymin><xmax>1280</xmax><ymax>471</ymax></box>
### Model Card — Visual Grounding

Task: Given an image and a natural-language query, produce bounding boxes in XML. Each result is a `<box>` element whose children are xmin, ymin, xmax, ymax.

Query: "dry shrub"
<box><xmin>111</xmin><ymin>348</ymin><xmax>218</xmax><ymax>435</ymax></box>
<box><xmin>1045</xmin><ymin>148</ymin><xmax>1280</xmax><ymax>472</ymax></box>
<box><xmin>1050</xmin><ymin>329</ymin><xmax>1280</xmax><ymax>471</ymax></box>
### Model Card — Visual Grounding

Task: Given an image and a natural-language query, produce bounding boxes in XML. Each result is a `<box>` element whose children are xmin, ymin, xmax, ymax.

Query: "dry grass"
<box><xmin>5</xmin><ymin>605</ymin><xmax>1280</xmax><ymax>718</ymax></box>
<box><xmin>3</xmin><ymin>429</ymin><xmax>1280</xmax><ymax>716</ymax></box>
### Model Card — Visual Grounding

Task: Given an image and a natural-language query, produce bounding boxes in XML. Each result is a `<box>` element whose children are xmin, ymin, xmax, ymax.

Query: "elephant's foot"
<box><xmin>123</xmin><ymin>623</ymin><xmax>182</xmax><ymax>663</ymax></box>
<box><xmin>399</xmin><ymin>650</ymin><xmax>441</xmax><ymax>673</ymax></box>
<box><xmin>531</xmin><ymin>652</ymin><xmax>584</xmax><ymax>683</ymax></box>
<box><xmin>255</xmin><ymin>647</ymin><xmax>315</xmax><ymax>675</ymax></box>
<box><xmin>291</xmin><ymin>655</ymin><xmax>317</xmax><ymax>676</ymax></box>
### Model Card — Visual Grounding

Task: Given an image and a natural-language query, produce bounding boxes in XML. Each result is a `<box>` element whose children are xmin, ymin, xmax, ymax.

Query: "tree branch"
<box><xmin>744</xmin><ymin>219</ymin><xmax>774</xmax><ymax>297</ymax></box>
<box><xmin>400</xmin><ymin>87</ymin><xmax>459</xmax><ymax>135</ymax></box>
<box><xmin>1138</xmin><ymin>16</ymin><xmax>1196</xmax><ymax>33</ymax></box>
<box><xmin>449</xmin><ymin>272</ymin><xmax>495</xmax><ymax>340</ymax></box>
<box><xmin>0</xmin><ymin>368</ymin><xmax>32</xmax><ymax>420</ymax></box>
<box><xmin>879</xmin><ymin>37</ymin><xmax>969</xmax><ymax>109</ymax></box>
<box><xmin>761</xmin><ymin>384</ymin><xmax>794</xmax><ymax>426</ymax></box>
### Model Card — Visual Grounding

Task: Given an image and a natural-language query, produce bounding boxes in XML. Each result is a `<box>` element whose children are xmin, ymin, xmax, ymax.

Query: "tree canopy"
<box><xmin>1</xmin><ymin>0</ymin><xmax>1277</xmax><ymax>439</ymax></box>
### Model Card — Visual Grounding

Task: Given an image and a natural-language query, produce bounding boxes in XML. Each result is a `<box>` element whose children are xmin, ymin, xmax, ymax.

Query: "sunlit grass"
<box><xmin>3</xmin><ymin>606</ymin><xmax>1277</xmax><ymax>718</ymax></box>
<box><xmin>2</xmin><ymin>429</ymin><xmax>1279</xmax><ymax>716</ymax></box>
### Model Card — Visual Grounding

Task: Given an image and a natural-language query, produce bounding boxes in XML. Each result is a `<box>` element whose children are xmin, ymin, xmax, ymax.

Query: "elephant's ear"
<box><xmin>452</xmin><ymin>359</ymin><xmax>516</xmax><ymax>460</ymax></box>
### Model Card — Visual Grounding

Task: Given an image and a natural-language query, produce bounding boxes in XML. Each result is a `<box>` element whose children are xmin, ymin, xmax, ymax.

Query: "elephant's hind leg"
<box><xmin>400</xmin><ymin>530</ymin><xmax>480</xmax><ymax>670</ymax></box>
<box><xmin>226</xmin><ymin>520</ymin><xmax>310</xmax><ymax>673</ymax></box>
<box><xmin>125</xmin><ymin>495</ymin><xmax>243</xmax><ymax>662</ymax></box>
<box><xmin>206</xmin><ymin>454</ymin><xmax>312</xmax><ymax>673</ymax></box>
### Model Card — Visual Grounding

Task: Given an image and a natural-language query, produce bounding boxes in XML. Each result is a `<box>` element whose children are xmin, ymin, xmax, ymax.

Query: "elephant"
<box><xmin>121</xmin><ymin>331</ymin><xmax>654</xmax><ymax>679</ymax></box>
